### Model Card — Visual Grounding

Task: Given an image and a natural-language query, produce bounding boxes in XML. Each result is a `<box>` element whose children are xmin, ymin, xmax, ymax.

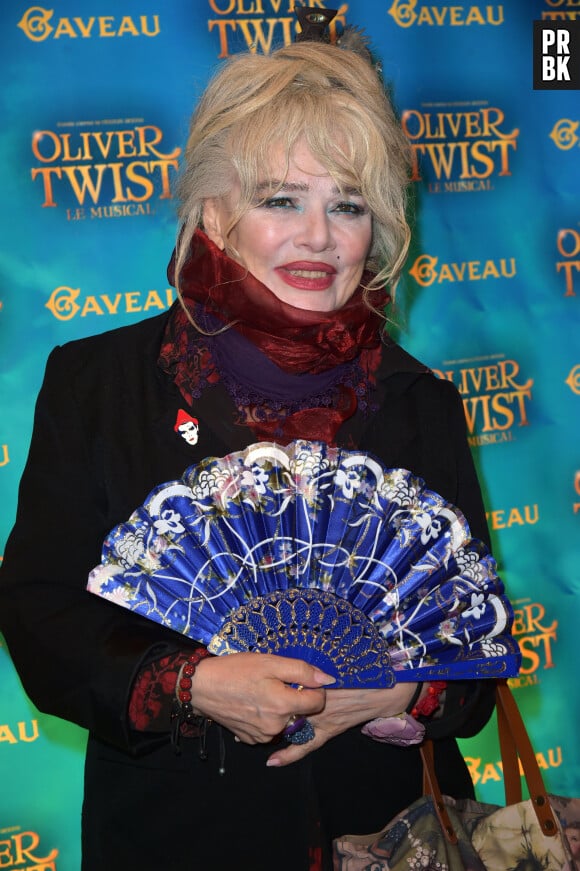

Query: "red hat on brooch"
<box><xmin>174</xmin><ymin>409</ymin><xmax>199</xmax><ymax>431</ymax></box>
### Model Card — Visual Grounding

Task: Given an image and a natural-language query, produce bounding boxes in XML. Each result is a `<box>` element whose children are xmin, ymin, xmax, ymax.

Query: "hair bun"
<box><xmin>336</xmin><ymin>26</ymin><xmax>375</xmax><ymax>68</ymax></box>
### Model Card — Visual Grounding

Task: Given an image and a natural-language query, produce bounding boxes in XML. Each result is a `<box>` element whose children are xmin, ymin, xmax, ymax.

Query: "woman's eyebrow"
<box><xmin>255</xmin><ymin>180</ymin><xmax>363</xmax><ymax>195</ymax></box>
<box><xmin>255</xmin><ymin>180</ymin><xmax>310</xmax><ymax>194</ymax></box>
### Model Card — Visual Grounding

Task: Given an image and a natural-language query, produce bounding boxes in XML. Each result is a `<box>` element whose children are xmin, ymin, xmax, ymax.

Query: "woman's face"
<box><xmin>567</xmin><ymin>828</ymin><xmax>580</xmax><ymax>859</ymax></box>
<box><xmin>203</xmin><ymin>140</ymin><xmax>373</xmax><ymax>312</ymax></box>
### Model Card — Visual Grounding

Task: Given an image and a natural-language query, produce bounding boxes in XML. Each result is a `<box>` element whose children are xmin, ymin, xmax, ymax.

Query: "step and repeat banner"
<box><xmin>1</xmin><ymin>1</ymin><xmax>579</xmax><ymax>868</ymax></box>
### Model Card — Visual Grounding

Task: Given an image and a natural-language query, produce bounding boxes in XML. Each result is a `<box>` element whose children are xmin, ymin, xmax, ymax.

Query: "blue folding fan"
<box><xmin>87</xmin><ymin>440</ymin><xmax>521</xmax><ymax>687</ymax></box>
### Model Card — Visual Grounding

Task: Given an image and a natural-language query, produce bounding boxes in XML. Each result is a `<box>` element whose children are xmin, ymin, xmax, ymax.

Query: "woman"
<box><xmin>564</xmin><ymin>823</ymin><xmax>580</xmax><ymax>871</ymax></box>
<box><xmin>0</xmin><ymin>36</ymin><xmax>495</xmax><ymax>871</ymax></box>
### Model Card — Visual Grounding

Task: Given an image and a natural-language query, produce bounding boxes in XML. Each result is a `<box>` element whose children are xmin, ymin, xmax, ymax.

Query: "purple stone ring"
<box><xmin>284</xmin><ymin>716</ymin><xmax>315</xmax><ymax>744</ymax></box>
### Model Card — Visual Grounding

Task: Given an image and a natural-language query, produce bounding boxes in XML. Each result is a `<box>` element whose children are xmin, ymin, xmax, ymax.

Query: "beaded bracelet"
<box><xmin>170</xmin><ymin>648</ymin><xmax>211</xmax><ymax>748</ymax></box>
<box><xmin>175</xmin><ymin>648</ymin><xmax>211</xmax><ymax>719</ymax></box>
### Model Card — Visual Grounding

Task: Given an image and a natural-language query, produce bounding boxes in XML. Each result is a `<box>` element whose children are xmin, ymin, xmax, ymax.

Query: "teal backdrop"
<box><xmin>1</xmin><ymin>2</ymin><xmax>579</xmax><ymax>868</ymax></box>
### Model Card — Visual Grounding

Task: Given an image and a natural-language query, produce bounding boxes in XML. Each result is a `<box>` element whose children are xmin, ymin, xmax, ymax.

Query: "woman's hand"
<box><xmin>266</xmin><ymin>682</ymin><xmax>419</xmax><ymax>768</ymax></box>
<box><xmin>190</xmin><ymin>651</ymin><xmax>332</xmax><ymax>744</ymax></box>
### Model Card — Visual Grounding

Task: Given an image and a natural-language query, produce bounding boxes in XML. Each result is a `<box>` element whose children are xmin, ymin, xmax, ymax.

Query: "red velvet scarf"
<box><xmin>162</xmin><ymin>230</ymin><xmax>386</xmax><ymax>443</ymax></box>
<box><xmin>168</xmin><ymin>231</ymin><xmax>388</xmax><ymax>371</ymax></box>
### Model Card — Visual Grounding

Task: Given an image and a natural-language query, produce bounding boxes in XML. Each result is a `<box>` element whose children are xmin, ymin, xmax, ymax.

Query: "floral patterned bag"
<box><xmin>333</xmin><ymin>682</ymin><xmax>580</xmax><ymax>871</ymax></box>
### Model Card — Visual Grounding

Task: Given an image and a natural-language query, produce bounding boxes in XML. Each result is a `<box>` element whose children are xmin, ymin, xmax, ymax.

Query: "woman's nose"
<box><xmin>295</xmin><ymin>207</ymin><xmax>336</xmax><ymax>252</ymax></box>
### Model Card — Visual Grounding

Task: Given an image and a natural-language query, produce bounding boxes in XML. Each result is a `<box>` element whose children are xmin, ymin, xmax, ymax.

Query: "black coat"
<box><xmin>0</xmin><ymin>308</ymin><xmax>494</xmax><ymax>871</ymax></box>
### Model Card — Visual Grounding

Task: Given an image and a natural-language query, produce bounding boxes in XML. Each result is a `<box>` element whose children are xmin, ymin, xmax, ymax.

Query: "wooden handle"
<box><xmin>495</xmin><ymin>681</ymin><xmax>559</xmax><ymax>837</ymax></box>
<box><xmin>420</xmin><ymin>740</ymin><xmax>458</xmax><ymax>844</ymax></box>
<box><xmin>420</xmin><ymin>680</ymin><xmax>559</xmax><ymax>843</ymax></box>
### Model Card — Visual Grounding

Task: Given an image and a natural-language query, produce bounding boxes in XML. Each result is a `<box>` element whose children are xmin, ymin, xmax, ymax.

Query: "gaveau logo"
<box><xmin>408</xmin><ymin>253</ymin><xmax>516</xmax><ymax>286</ymax></box>
<box><xmin>387</xmin><ymin>1</ymin><xmax>504</xmax><ymax>27</ymax></box>
<box><xmin>465</xmin><ymin>744</ymin><xmax>563</xmax><ymax>789</ymax></box>
<box><xmin>18</xmin><ymin>7</ymin><xmax>160</xmax><ymax>40</ymax></box>
<box><xmin>45</xmin><ymin>285</ymin><xmax>175</xmax><ymax>321</ymax></box>
<box><xmin>0</xmin><ymin>720</ymin><xmax>39</xmax><ymax>745</ymax></box>
<box><xmin>486</xmin><ymin>503</ymin><xmax>539</xmax><ymax>532</ymax></box>
<box><xmin>567</xmin><ymin>364</ymin><xmax>580</xmax><ymax>395</ymax></box>
<box><xmin>549</xmin><ymin>117</ymin><xmax>579</xmax><ymax>150</ymax></box>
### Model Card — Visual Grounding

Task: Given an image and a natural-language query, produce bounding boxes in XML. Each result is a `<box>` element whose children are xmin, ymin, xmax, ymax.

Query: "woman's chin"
<box><xmin>269</xmin><ymin>285</ymin><xmax>340</xmax><ymax>313</ymax></box>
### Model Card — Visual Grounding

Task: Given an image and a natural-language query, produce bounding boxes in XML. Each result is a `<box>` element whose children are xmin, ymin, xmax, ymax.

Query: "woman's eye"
<box><xmin>262</xmin><ymin>196</ymin><xmax>294</xmax><ymax>209</ymax></box>
<box><xmin>333</xmin><ymin>201</ymin><xmax>366</xmax><ymax>216</ymax></box>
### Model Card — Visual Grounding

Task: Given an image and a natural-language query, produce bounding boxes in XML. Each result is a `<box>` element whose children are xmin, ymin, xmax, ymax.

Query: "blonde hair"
<box><xmin>175</xmin><ymin>40</ymin><xmax>411</xmax><ymax>304</ymax></box>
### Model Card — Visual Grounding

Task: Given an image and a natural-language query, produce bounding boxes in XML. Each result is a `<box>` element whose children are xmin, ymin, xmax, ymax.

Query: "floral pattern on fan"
<box><xmin>87</xmin><ymin>440</ymin><xmax>521</xmax><ymax>687</ymax></box>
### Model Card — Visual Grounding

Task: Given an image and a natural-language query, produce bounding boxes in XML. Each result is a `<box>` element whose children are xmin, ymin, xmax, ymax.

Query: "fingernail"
<box><xmin>266</xmin><ymin>757</ymin><xmax>281</xmax><ymax>767</ymax></box>
<box><xmin>314</xmin><ymin>669</ymin><xmax>336</xmax><ymax>685</ymax></box>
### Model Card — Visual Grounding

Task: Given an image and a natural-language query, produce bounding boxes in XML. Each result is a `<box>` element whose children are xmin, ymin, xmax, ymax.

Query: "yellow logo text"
<box><xmin>486</xmin><ymin>504</ymin><xmax>539</xmax><ymax>531</ymax></box>
<box><xmin>388</xmin><ymin>1</ymin><xmax>504</xmax><ymax>28</ymax></box>
<box><xmin>31</xmin><ymin>124</ymin><xmax>180</xmax><ymax>211</ymax></box>
<box><xmin>45</xmin><ymin>286</ymin><xmax>175</xmax><ymax>321</ymax></box>
<box><xmin>18</xmin><ymin>8</ymin><xmax>160</xmax><ymax>41</ymax></box>
<box><xmin>409</xmin><ymin>254</ymin><xmax>515</xmax><ymax>286</ymax></box>
<box><xmin>465</xmin><ymin>745</ymin><xmax>562</xmax><ymax>787</ymax></box>
<box><xmin>0</xmin><ymin>831</ymin><xmax>58</xmax><ymax>870</ymax></box>
<box><xmin>549</xmin><ymin>118</ymin><xmax>579</xmax><ymax>150</ymax></box>
<box><xmin>0</xmin><ymin>720</ymin><xmax>39</xmax><ymax>745</ymax></box>
<box><xmin>556</xmin><ymin>226</ymin><xmax>580</xmax><ymax>296</ymax></box>
<box><xmin>402</xmin><ymin>106</ymin><xmax>518</xmax><ymax>188</ymax></box>
<box><xmin>434</xmin><ymin>357</ymin><xmax>533</xmax><ymax>445</ymax></box>
<box><xmin>207</xmin><ymin>0</ymin><xmax>347</xmax><ymax>58</ymax></box>
<box><xmin>565</xmin><ymin>364</ymin><xmax>580</xmax><ymax>394</ymax></box>
<box><xmin>541</xmin><ymin>0</ymin><xmax>580</xmax><ymax>21</ymax></box>
<box><xmin>512</xmin><ymin>600</ymin><xmax>557</xmax><ymax>676</ymax></box>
